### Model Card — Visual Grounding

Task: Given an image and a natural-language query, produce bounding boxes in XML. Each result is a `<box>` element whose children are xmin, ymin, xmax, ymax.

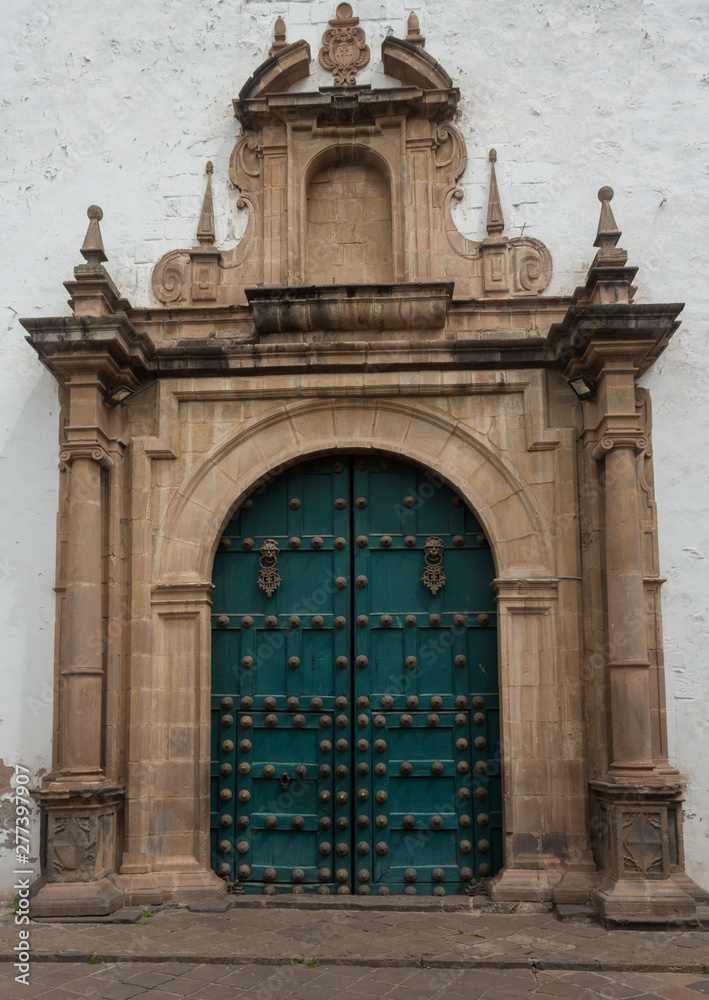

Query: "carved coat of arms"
<box><xmin>319</xmin><ymin>3</ymin><xmax>370</xmax><ymax>86</ymax></box>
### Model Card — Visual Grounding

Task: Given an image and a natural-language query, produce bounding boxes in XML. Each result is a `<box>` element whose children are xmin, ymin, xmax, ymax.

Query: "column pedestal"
<box><xmin>589</xmin><ymin>781</ymin><xmax>707</xmax><ymax>926</ymax></box>
<box><xmin>30</xmin><ymin>787</ymin><xmax>125</xmax><ymax>917</ymax></box>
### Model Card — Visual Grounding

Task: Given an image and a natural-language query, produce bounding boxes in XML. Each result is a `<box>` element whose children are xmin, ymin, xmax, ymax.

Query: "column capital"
<box><xmin>592</xmin><ymin>431</ymin><xmax>649</xmax><ymax>461</ymax></box>
<box><xmin>59</xmin><ymin>444</ymin><xmax>114</xmax><ymax>469</ymax></box>
<box><xmin>492</xmin><ymin>577</ymin><xmax>559</xmax><ymax>605</ymax></box>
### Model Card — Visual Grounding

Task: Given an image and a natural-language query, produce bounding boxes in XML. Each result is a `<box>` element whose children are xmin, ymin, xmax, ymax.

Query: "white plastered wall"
<box><xmin>0</xmin><ymin>0</ymin><xmax>707</xmax><ymax>899</ymax></box>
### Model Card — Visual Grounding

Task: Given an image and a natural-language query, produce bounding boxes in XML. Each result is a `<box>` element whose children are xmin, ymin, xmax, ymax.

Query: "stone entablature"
<box><xmin>19</xmin><ymin>6</ymin><xmax>707</xmax><ymax>923</ymax></box>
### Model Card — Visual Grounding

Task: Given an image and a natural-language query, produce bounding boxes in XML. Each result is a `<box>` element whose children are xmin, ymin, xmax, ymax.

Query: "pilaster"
<box><xmin>490</xmin><ymin>578</ymin><xmax>595</xmax><ymax>904</ymax></box>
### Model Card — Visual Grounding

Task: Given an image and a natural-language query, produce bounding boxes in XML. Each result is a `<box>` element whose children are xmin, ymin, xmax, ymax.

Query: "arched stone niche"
<box><xmin>304</xmin><ymin>147</ymin><xmax>394</xmax><ymax>285</ymax></box>
<box><xmin>152</xmin><ymin>25</ymin><xmax>552</xmax><ymax>306</ymax></box>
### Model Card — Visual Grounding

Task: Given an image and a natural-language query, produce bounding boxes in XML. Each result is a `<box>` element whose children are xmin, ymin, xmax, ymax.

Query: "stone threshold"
<box><xmin>25</xmin><ymin>897</ymin><xmax>559</xmax><ymax>921</ymax></box>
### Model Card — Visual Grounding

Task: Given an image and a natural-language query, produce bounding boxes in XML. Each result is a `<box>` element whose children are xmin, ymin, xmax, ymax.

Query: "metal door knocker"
<box><xmin>257</xmin><ymin>538</ymin><xmax>281</xmax><ymax>596</ymax></box>
<box><xmin>422</xmin><ymin>536</ymin><xmax>446</xmax><ymax>594</ymax></box>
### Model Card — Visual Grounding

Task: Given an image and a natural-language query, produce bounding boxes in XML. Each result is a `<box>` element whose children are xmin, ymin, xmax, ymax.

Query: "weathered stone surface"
<box><xmin>12</xmin><ymin>5</ymin><xmax>707</xmax><ymax>927</ymax></box>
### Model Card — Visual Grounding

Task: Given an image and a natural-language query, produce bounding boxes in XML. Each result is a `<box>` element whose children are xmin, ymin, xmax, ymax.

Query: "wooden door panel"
<box><xmin>211</xmin><ymin>456</ymin><xmax>500</xmax><ymax>895</ymax></box>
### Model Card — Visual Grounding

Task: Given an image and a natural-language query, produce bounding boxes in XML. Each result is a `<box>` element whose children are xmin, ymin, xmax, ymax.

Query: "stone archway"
<box><xmin>157</xmin><ymin>397</ymin><xmax>554</xmax><ymax>585</ymax></box>
<box><xmin>209</xmin><ymin>451</ymin><xmax>502</xmax><ymax>896</ymax></box>
<box><xmin>146</xmin><ymin>395</ymin><xmax>592</xmax><ymax>906</ymax></box>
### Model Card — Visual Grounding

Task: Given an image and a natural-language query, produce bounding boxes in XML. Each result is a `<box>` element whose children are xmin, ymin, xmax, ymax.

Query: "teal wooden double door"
<box><xmin>211</xmin><ymin>455</ymin><xmax>501</xmax><ymax>895</ymax></box>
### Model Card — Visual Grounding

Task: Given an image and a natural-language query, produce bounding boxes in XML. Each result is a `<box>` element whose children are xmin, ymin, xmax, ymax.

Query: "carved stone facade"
<box><xmin>151</xmin><ymin>24</ymin><xmax>551</xmax><ymax>309</ymax></box>
<box><xmin>21</xmin><ymin>7</ymin><xmax>707</xmax><ymax>922</ymax></box>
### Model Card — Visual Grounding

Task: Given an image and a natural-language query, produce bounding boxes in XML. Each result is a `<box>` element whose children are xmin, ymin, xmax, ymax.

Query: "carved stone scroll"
<box><xmin>152</xmin><ymin>249</ymin><xmax>190</xmax><ymax>305</ymax></box>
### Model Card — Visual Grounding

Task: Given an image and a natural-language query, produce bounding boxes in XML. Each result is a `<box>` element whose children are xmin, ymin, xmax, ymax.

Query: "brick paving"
<box><xmin>2</xmin><ymin>961</ymin><xmax>709</xmax><ymax>1000</ymax></box>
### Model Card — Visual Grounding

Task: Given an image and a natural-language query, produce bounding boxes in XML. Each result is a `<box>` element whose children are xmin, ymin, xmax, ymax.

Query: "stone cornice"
<box><xmin>130</xmin><ymin>294</ymin><xmax>572</xmax><ymax>344</ymax></box>
<box><xmin>24</xmin><ymin>294</ymin><xmax>685</xmax><ymax>385</ymax></box>
<box><xmin>547</xmin><ymin>302</ymin><xmax>683</xmax><ymax>378</ymax></box>
<box><xmin>21</xmin><ymin>314</ymin><xmax>156</xmax><ymax>386</ymax></box>
<box><xmin>235</xmin><ymin>83</ymin><xmax>460</xmax><ymax>130</ymax></box>
<box><xmin>246</xmin><ymin>282</ymin><xmax>454</xmax><ymax>335</ymax></box>
<box><xmin>22</xmin><ymin>295</ymin><xmax>580</xmax><ymax>382</ymax></box>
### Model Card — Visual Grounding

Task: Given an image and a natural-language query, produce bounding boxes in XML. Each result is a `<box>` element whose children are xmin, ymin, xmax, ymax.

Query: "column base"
<box><xmin>589</xmin><ymin>778</ymin><xmax>708</xmax><ymax>926</ymax></box>
<box><xmin>111</xmin><ymin>869</ymin><xmax>227</xmax><ymax>907</ymax></box>
<box><xmin>591</xmin><ymin>876</ymin><xmax>700</xmax><ymax>927</ymax></box>
<box><xmin>30</xmin><ymin>874</ymin><xmax>124</xmax><ymax>917</ymax></box>
<box><xmin>489</xmin><ymin>867</ymin><xmax>595</xmax><ymax>905</ymax></box>
<box><xmin>31</xmin><ymin>784</ymin><xmax>125</xmax><ymax>915</ymax></box>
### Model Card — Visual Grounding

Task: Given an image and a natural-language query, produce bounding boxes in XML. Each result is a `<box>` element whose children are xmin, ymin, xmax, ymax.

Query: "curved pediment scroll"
<box><xmin>434</xmin><ymin>124</ymin><xmax>468</xmax><ymax>189</ymax></box>
<box><xmin>237</xmin><ymin>39</ymin><xmax>311</xmax><ymax>103</ymax></box>
<box><xmin>381</xmin><ymin>35</ymin><xmax>454</xmax><ymax>91</ymax></box>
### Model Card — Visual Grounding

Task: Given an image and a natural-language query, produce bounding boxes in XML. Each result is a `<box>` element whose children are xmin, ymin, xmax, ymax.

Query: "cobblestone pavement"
<box><xmin>2</xmin><ymin>903</ymin><xmax>708</xmax><ymax>973</ymax></box>
<box><xmin>2</xmin><ymin>961</ymin><xmax>709</xmax><ymax>1000</ymax></box>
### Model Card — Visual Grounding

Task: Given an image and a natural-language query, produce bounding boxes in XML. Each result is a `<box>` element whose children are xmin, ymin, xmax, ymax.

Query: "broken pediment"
<box><xmin>151</xmin><ymin>7</ymin><xmax>552</xmax><ymax>310</ymax></box>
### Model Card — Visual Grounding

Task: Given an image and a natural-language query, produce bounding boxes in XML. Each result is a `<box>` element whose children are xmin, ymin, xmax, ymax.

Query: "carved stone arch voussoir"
<box><xmin>156</xmin><ymin>398</ymin><xmax>554</xmax><ymax>584</ymax></box>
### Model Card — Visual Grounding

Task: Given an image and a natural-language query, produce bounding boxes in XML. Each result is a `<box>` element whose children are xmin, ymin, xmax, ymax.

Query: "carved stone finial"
<box><xmin>594</xmin><ymin>185</ymin><xmax>622</xmax><ymax>249</ymax></box>
<box><xmin>406</xmin><ymin>11</ymin><xmax>425</xmax><ymax>47</ymax></box>
<box><xmin>319</xmin><ymin>3</ymin><xmax>370</xmax><ymax>86</ymax></box>
<box><xmin>80</xmin><ymin>205</ymin><xmax>107</xmax><ymax>266</ymax></box>
<box><xmin>197</xmin><ymin>161</ymin><xmax>216</xmax><ymax>247</ymax></box>
<box><xmin>269</xmin><ymin>16</ymin><xmax>287</xmax><ymax>58</ymax></box>
<box><xmin>486</xmin><ymin>149</ymin><xmax>504</xmax><ymax>237</ymax></box>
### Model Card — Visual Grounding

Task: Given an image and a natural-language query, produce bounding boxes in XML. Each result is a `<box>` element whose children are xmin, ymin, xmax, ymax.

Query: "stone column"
<box><xmin>24</xmin><ymin>205</ymin><xmax>158</xmax><ymax>916</ymax></box>
<box><xmin>31</xmin><ymin>368</ymin><xmax>126</xmax><ymax>916</ymax></box>
<box><xmin>55</xmin><ymin>446</ymin><xmax>112</xmax><ymax>784</ymax></box>
<box><xmin>546</xmin><ymin>186</ymin><xmax>707</xmax><ymax>923</ymax></box>
<box><xmin>593</xmin><ymin>432</ymin><xmax>655</xmax><ymax>775</ymax></box>
<box><xmin>588</xmin><ymin>371</ymin><xmax>703</xmax><ymax>922</ymax></box>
